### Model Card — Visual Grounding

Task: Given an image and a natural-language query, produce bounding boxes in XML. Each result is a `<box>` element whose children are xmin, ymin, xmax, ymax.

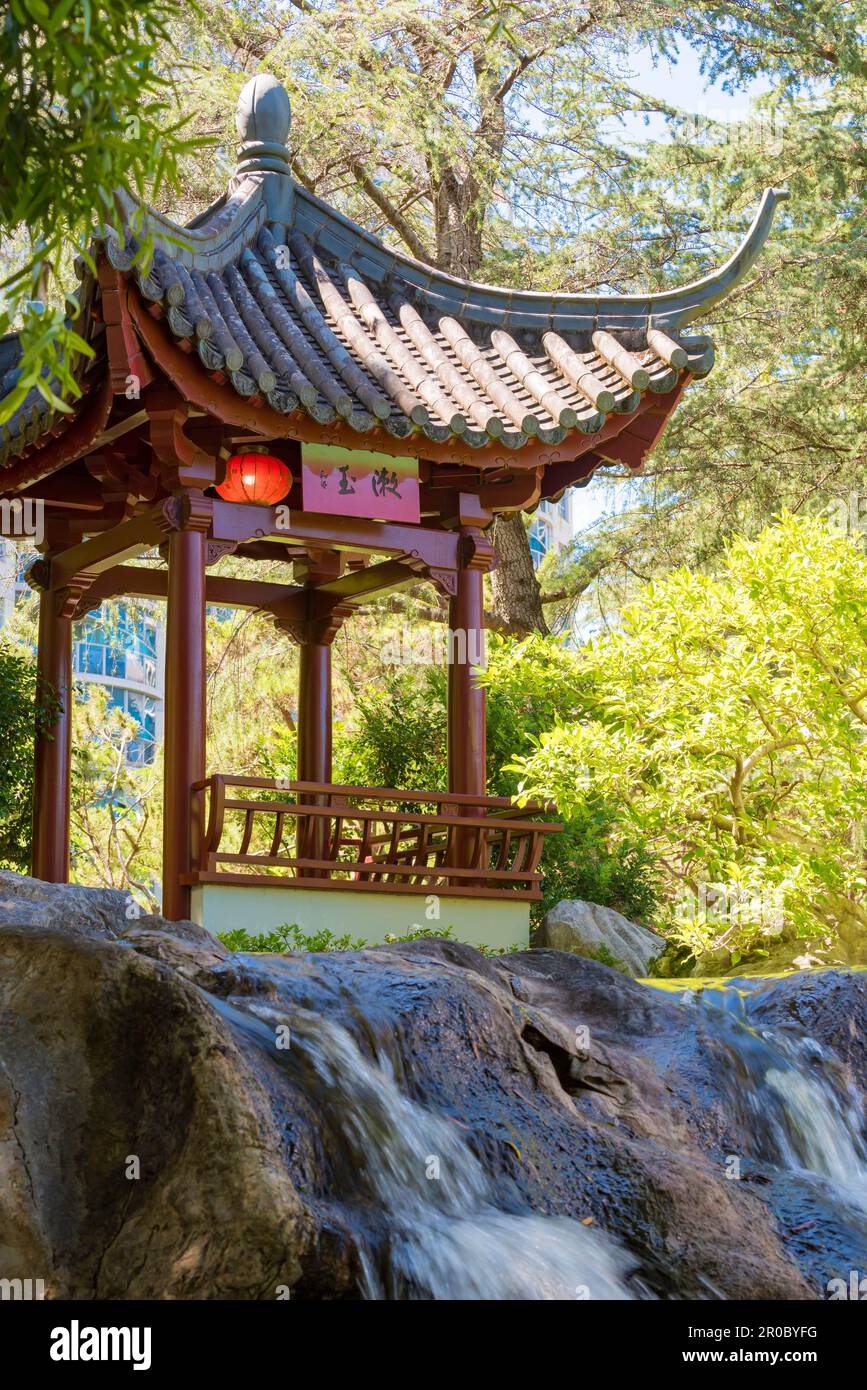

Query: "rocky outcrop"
<box><xmin>0</xmin><ymin>919</ymin><xmax>310</xmax><ymax>1299</ymax></box>
<box><xmin>535</xmin><ymin>898</ymin><xmax>665</xmax><ymax>975</ymax></box>
<box><xmin>0</xmin><ymin>871</ymin><xmax>130</xmax><ymax>939</ymax></box>
<box><xmin>0</xmin><ymin>874</ymin><xmax>864</xmax><ymax>1300</ymax></box>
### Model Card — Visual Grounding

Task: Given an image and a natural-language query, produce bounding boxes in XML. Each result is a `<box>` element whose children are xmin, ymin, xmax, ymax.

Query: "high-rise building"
<box><xmin>72</xmin><ymin>604</ymin><xmax>165</xmax><ymax>766</ymax></box>
<box><xmin>0</xmin><ymin>540</ymin><xmax>15</xmax><ymax>627</ymax></box>
<box><xmin>0</xmin><ymin>542</ymin><xmax>165</xmax><ymax>766</ymax></box>
<box><xmin>528</xmin><ymin>493</ymin><xmax>575</xmax><ymax>569</ymax></box>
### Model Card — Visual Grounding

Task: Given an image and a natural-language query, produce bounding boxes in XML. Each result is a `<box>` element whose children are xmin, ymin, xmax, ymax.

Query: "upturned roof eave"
<box><xmin>291</xmin><ymin>183</ymin><xmax>788</xmax><ymax>332</ymax></box>
<box><xmin>105</xmin><ymin>181</ymin><xmax>787</xmax><ymax>335</ymax></box>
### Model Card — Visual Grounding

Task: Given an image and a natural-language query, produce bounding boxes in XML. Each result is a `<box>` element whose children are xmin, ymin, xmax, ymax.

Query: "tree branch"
<box><xmin>349</xmin><ymin>160</ymin><xmax>433</xmax><ymax>263</ymax></box>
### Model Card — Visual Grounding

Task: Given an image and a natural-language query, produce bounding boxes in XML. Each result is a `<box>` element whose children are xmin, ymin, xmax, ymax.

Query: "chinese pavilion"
<box><xmin>0</xmin><ymin>75</ymin><xmax>784</xmax><ymax>945</ymax></box>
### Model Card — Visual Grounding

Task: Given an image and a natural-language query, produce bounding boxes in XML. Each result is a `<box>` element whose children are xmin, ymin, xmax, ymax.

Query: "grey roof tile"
<box><xmin>0</xmin><ymin>175</ymin><xmax>786</xmax><ymax>463</ymax></box>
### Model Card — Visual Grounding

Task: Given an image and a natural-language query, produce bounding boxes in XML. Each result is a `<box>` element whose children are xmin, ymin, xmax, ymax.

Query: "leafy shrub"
<box><xmin>532</xmin><ymin>803</ymin><xmax>660</xmax><ymax>929</ymax></box>
<box><xmin>503</xmin><ymin>515</ymin><xmax>867</xmax><ymax>956</ymax></box>
<box><xmin>587</xmin><ymin>943</ymin><xmax>630</xmax><ymax>973</ymax></box>
<box><xmin>335</xmin><ymin>668</ymin><xmax>449</xmax><ymax>792</ymax></box>
<box><xmin>218</xmin><ymin>923</ymin><xmax>367</xmax><ymax>953</ymax></box>
<box><xmin>0</xmin><ymin>642</ymin><xmax>58</xmax><ymax>871</ymax></box>
<box><xmin>217</xmin><ymin>922</ymin><xmax>523</xmax><ymax>957</ymax></box>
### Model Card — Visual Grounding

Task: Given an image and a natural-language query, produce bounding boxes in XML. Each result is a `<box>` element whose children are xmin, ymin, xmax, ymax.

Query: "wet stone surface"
<box><xmin>0</xmin><ymin>878</ymin><xmax>865</xmax><ymax>1299</ymax></box>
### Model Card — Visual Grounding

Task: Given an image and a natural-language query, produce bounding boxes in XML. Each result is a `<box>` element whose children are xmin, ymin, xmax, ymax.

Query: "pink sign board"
<box><xmin>301</xmin><ymin>443</ymin><xmax>420</xmax><ymax>524</ymax></box>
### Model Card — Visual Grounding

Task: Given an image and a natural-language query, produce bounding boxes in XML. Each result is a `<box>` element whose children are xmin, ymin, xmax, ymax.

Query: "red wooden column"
<box><xmin>446</xmin><ymin>523</ymin><xmax>495</xmax><ymax>878</ymax></box>
<box><xmin>292</xmin><ymin>599</ymin><xmax>349</xmax><ymax>868</ymax></box>
<box><xmin>447</xmin><ymin>550</ymin><xmax>487</xmax><ymax>801</ymax></box>
<box><xmin>297</xmin><ymin>639</ymin><xmax>332</xmax><ymax>785</ymax></box>
<box><xmin>162</xmin><ymin>524</ymin><xmax>207</xmax><ymax>920</ymax></box>
<box><xmin>32</xmin><ymin>588</ymin><xmax>73</xmax><ymax>882</ymax></box>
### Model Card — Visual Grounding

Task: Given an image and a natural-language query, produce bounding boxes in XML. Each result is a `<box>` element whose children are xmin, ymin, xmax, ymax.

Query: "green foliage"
<box><xmin>216</xmin><ymin>921</ymin><xmax>523</xmax><ymax>956</ymax></box>
<box><xmin>70</xmin><ymin>683</ymin><xmax>161</xmax><ymax>909</ymax></box>
<box><xmin>322</xmin><ymin>653</ymin><xmax>583</xmax><ymax>799</ymax></box>
<box><xmin>217</xmin><ymin>922</ymin><xmax>367</xmax><ymax>954</ymax></box>
<box><xmin>586</xmin><ymin>943</ymin><xmax>630</xmax><ymax>974</ymax></box>
<box><xmin>505</xmin><ymin>514</ymin><xmax>867</xmax><ymax>956</ymax></box>
<box><xmin>0</xmin><ymin>640</ymin><xmax>55</xmax><ymax>870</ymax></box>
<box><xmin>536</xmin><ymin>2</ymin><xmax>867</xmax><ymax>624</ymax></box>
<box><xmin>0</xmin><ymin>0</ymin><xmax>201</xmax><ymax>421</ymax></box>
<box><xmin>484</xmin><ymin>635</ymin><xmax>591</xmax><ymax>796</ymax></box>
<box><xmin>334</xmin><ymin>668</ymin><xmax>449</xmax><ymax>792</ymax></box>
<box><xmin>531</xmin><ymin>805</ymin><xmax>660</xmax><ymax>930</ymax></box>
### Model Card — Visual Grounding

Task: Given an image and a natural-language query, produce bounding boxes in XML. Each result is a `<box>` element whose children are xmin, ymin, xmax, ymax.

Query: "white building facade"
<box><xmin>528</xmin><ymin>493</ymin><xmax>574</xmax><ymax>569</ymax></box>
<box><xmin>0</xmin><ymin>541</ymin><xmax>165</xmax><ymax>766</ymax></box>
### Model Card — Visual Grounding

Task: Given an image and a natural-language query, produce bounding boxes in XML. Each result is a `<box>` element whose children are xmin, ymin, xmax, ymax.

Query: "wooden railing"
<box><xmin>183</xmin><ymin>777</ymin><xmax>562</xmax><ymax>899</ymax></box>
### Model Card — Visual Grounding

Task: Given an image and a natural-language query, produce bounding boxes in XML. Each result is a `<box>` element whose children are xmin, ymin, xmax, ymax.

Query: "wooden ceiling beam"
<box><xmin>316</xmin><ymin>556</ymin><xmax>424</xmax><ymax>603</ymax></box>
<box><xmin>8</xmin><ymin>461</ymin><xmax>105</xmax><ymax>512</ymax></box>
<box><xmin>212</xmin><ymin>499</ymin><xmax>461</xmax><ymax>572</ymax></box>
<box><xmin>75</xmin><ymin>563</ymin><xmax>306</xmax><ymax>616</ymax></box>
<box><xmin>49</xmin><ymin>507</ymin><xmax>163</xmax><ymax>589</ymax></box>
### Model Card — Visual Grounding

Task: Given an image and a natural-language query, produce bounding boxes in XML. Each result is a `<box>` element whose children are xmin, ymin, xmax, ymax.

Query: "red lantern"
<box><xmin>216</xmin><ymin>451</ymin><xmax>291</xmax><ymax>504</ymax></box>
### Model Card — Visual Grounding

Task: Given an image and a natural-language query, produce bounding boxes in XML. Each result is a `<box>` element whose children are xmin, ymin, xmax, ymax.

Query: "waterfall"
<box><xmin>220</xmin><ymin>965</ymin><xmax>867</xmax><ymax>1300</ymax></box>
<box><xmin>765</xmin><ymin>1053</ymin><xmax>867</xmax><ymax>1207</ymax></box>
<box><xmin>685</xmin><ymin>985</ymin><xmax>867</xmax><ymax>1221</ymax></box>
<box><xmin>246</xmin><ymin>1003</ymin><xmax>638</xmax><ymax>1300</ymax></box>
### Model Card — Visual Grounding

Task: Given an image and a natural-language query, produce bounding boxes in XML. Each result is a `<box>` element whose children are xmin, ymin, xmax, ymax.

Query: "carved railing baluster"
<box><xmin>268</xmin><ymin>812</ymin><xmax>285</xmax><ymax>859</ymax></box>
<box><xmin>492</xmin><ymin>828</ymin><xmax>513</xmax><ymax>872</ymax></box>
<box><xmin>192</xmin><ymin>777</ymin><xmax>561</xmax><ymax>898</ymax></box>
<box><xmin>238</xmin><ymin>807</ymin><xmax>255</xmax><ymax>857</ymax></box>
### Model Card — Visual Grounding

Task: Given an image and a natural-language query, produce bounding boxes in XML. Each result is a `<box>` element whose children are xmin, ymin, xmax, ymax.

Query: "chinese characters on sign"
<box><xmin>301</xmin><ymin>444</ymin><xmax>420</xmax><ymax>523</ymax></box>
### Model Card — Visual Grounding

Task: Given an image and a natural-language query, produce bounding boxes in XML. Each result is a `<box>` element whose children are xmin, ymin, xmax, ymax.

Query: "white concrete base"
<box><xmin>190</xmin><ymin>883</ymin><xmax>529</xmax><ymax>951</ymax></box>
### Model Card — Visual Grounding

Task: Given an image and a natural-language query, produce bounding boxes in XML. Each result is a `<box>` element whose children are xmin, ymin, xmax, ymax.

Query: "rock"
<box><xmin>535</xmin><ymin>898</ymin><xmax>665</xmax><ymax>976</ymax></box>
<box><xmin>1</xmin><ymin>873</ymin><xmax>864</xmax><ymax>1300</ymax></box>
<box><xmin>0</xmin><ymin>870</ymin><xmax>129</xmax><ymax>940</ymax></box>
<box><xmin>686</xmin><ymin>945</ymin><xmax>734</xmax><ymax>977</ymax></box>
<box><xmin>0</xmin><ymin>922</ymin><xmax>310</xmax><ymax>1298</ymax></box>
<box><xmin>749</xmin><ymin>968</ymin><xmax>867</xmax><ymax>1090</ymax></box>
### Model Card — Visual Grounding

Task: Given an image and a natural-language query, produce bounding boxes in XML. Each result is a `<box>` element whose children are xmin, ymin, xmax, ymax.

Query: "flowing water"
<box><xmin>248</xmin><ymin>1003</ymin><xmax>638</xmax><ymax>1300</ymax></box>
<box><xmin>680</xmin><ymin>982</ymin><xmax>867</xmax><ymax>1228</ymax></box>
<box><xmin>222</xmin><ymin>968</ymin><xmax>867</xmax><ymax>1300</ymax></box>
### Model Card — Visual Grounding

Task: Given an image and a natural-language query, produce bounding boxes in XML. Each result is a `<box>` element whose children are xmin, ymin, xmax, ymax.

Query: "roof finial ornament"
<box><xmin>235</xmin><ymin>73</ymin><xmax>292</xmax><ymax>176</ymax></box>
<box><xmin>234</xmin><ymin>73</ymin><xmax>294</xmax><ymax>230</ymax></box>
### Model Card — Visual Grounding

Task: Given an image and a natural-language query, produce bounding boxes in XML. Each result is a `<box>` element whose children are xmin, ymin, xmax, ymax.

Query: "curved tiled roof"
<box><xmin>0</xmin><ymin>72</ymin><xmax>786</xmax><ymax>468</ymax></box>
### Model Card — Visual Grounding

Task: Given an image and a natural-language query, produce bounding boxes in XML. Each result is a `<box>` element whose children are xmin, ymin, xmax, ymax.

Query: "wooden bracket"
<box><xmin>159</xmin><ymin>491</ymin><xmax>214</xmax><ymax>535</ymax></box>
<box><xmin>97</xmin><ymin>261</ymin><xmax>154</xmax><ymax>397</ymax></box>
<box><xmin>146</xmin><ymin>384</ymin><xmax>221</xmax><ymax>491</ymax></box>
<box><xmin>427</xmin><ymin>567</ymin><xmax>459</xmax><ymax>597</ymax></box>
<box><xmin>435</xmin><ymin>490</ymin><xmax>494</xmax><ymax>531</ymax></box>
<box><xmin>292</xmin><ymin>548</ymin><xmax>345</xmax><ymax>585</ymax></box>
<box><xmin>25</xmin><ymin>558</ymin><xmax>51</xmax><ymax>593</ymax></box>
<box><xmin>85</xmin><ymin>447</ymin><xmax>159</xmax><ymax>521</ymax></box>
<box><xmin>460</xmin><ymin>528</ymin><xmax>498</xmax><ymax>573</ymax></box>
<box><xmin>205</xmin><ymin>539</ymin><xmax>238</xmax><ymax>567</ymax></box>
<box><xmin>56</xmin><ymin>569</ymin><xmax>102</xmax><ymax>620</ymax></box>
<box><xmin>273</xmin><ymin>591</ymin><xmax>353</xmax><ymax>646</ymax></box>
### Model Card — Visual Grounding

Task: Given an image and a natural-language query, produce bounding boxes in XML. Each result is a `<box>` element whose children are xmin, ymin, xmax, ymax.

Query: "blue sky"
<box><xmin>626</xmin><ymin>41</ymin><xmax>771</xmax><ymax>124</ymax></box>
